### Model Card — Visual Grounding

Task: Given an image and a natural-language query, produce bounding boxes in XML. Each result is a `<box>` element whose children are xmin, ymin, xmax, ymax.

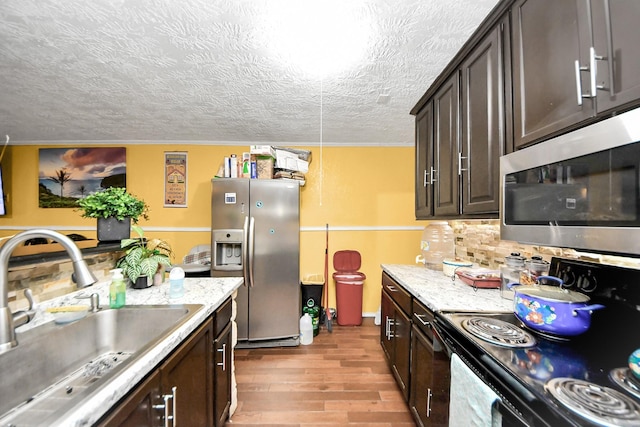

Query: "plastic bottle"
<box><xmin>419</xmin><ymin>221</ymin><xmax>455</xmax><ymax>270</ymax></box>
<box><xmin>169</xmin><ymin>267</ymin><xmax>185</xmax><ymax>299</ymax></box>
<box><xmin>302</xmin><ymin>300</ymin><xmax>320</xmax><ymax>337</ymax></box>
<box><xmin>109</xmin><ymin>268</ymin><xmax>126</xmax><ymax>309</ymax></box>
<box><xmin>299</xmin><ymin>313</ymin><xmax>313</xmax><ymax>345</ymax></box>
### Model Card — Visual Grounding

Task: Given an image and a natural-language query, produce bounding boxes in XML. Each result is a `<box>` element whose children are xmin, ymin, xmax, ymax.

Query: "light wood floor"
<box><xmin>226</xmin><ymin>322</ymin><xmax>415</xmax><ymax>427</ymax></box>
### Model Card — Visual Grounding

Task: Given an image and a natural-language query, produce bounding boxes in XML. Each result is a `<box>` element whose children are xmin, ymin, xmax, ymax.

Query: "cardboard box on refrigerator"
<box><xmin>275</xmin><ymin>149</ymin><xmax>309</xmax><ymax>173</ymax></box>
<box><xmin>249</xmin><ymin>145</ymin><xmax>276</xmax><ymax>158</ymax></box>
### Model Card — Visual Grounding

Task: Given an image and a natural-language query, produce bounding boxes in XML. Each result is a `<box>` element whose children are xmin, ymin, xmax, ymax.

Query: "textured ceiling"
<box><xmin>0</xmin><ymin>0</ymin><xmax>499</xmax><ymax>145</ymax></box>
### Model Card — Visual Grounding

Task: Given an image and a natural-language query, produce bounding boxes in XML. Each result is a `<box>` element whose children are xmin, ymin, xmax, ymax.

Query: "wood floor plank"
<box><xmin>226</xmin><ymin>324</ymin><xmax>416</xmax><ymax>426</ymax></box>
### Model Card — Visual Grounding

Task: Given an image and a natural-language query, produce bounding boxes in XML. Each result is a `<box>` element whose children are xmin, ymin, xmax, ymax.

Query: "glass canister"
<box><xmin>500</xmin><ymin>253</ymin><xmax>525</xmax><ymax>300</ymax></box>
<box><xmin>419</xmin><ymin>221</ymin><xmax>455</xmax><ymax>270</ymax></box>
<box><xmin>520</xmin><ymin>256</ymin><xmax>550</xmax><ymax>286</ymax></box>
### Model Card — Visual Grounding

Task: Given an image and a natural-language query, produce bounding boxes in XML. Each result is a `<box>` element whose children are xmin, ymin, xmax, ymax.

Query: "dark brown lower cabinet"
<box><xmin>97</xmin><ymin>368</ymin><xmax>162</xmax><ymax>426</ymax></box>
<box><xmin>410</xmin><ymin>300</ymin><xmax>450</xmax><ymax>427</ymax></box>
<box><xmin>381</xmin><ymin>273</ymin><xmax>412</xmax><ymax>401</ymax></box>
<box><xmin>161</xmin><ymin>317</ymin><xmax>213</xmax><ymax>427</ymax></box>
<box><xmin>98</xmin><ymin>317</ymin><xmax>213</xmax><ymax>426</ymax></box>
<box><xmin>214</xmin><ymin>319</ymin><xmax>232</xmax><ymax>427</ymax></box>
<box><xmin>98</xmin><ymin>296</ymin><xmax>234</xmax><ymax>427</ymax></box>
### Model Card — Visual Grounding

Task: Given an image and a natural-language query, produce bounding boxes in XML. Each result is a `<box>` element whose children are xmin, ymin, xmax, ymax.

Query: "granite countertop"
<box><xmin>381</xmin><ymin>264</ymin><xmax>513</xmax><ymax>313</ymax></box>
<box><xmin>13</xmin><ymin>276</ymin><xmax>243</xmax><ymax>427</ymax></box>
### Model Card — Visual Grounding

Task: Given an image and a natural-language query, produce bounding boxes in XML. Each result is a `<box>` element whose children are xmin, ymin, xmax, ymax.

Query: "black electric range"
<box><xmin>433</xmin><ymin>257</ymin><xmax>640</xmax><ymax>427</ymax></box>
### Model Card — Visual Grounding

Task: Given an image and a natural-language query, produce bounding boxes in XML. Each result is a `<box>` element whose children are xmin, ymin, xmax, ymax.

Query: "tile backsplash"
<box><xmin>450</xmin><ymin>220</ymin><xmax>640</xmax><ymax>270</ymax></box>
<box><xmin>8</xmin><ymin>251</ymin><xmax>119</xmax><ymax>310</ymax></box>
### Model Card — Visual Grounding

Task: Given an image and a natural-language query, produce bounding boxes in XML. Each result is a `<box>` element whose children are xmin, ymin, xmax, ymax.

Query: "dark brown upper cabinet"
<box><xmin>590</xmin><ymin>0</ymin><xmax>640</xmax><ymax>113</ymax></box>
<box><xmin>460</xmin><ymin>17</ymin><xmax>510</xmax><ymax>213</ymax></box>
<box><xmin>512</xmin><ymin>0</ymin><xmax>640</xmax><ymax>149</ymax></box>
<box><xmin>414</xmin><ymin>14</ymin><xmax>509</xmax><ymax>219</ymax></box>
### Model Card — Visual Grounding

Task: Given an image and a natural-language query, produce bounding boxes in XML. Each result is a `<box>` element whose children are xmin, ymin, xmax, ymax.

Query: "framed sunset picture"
<box><xmin>38</xmin><ymin>147</ymin><xmax>126</xmax><ymax>208</ymax></box>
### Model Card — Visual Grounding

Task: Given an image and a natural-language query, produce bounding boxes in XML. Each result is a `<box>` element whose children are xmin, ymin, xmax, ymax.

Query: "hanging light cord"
<box><xmin>319</xmin><ymin>77</ymin><xmax>323</xmax><ymax>207</ymax></box>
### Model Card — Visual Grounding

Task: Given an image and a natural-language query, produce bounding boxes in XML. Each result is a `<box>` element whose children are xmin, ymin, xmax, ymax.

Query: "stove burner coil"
<box><xmin>461</xmin><ymin>317</ymin><xmax>536</xmax><ymax>348</ymax></box>
<box><xmin>610</xmin><ymin>368</ymin><xmax>640</xmax><ymax>400</ymax></box>
<box><xmin>546</xmin><ymin>377</ymin><xmax>640</xmax><ymax>426</ymax></box>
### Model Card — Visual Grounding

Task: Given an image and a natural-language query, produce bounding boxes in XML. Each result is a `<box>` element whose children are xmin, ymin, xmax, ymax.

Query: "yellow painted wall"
<box><xmin>2</xmin><ymin>144</ymin><xmax>426</xmax><ymax>313</ymax></box>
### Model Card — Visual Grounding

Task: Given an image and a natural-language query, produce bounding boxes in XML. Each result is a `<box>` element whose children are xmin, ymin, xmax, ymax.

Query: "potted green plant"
<box><xmin>116</xmin><ymin>225</ymin><xmax>173</xmax><ymax>288</ymax></box>
<box><xmin>76</xmin><ymin>187</ymin><xmax>149</xmax><ymax>242</ymax></box>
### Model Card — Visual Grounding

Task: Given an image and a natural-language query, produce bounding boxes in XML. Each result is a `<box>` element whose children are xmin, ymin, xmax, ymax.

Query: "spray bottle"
<box><xmin>110</xmin><ymin>268</ymin><xmax>126</xmax><ymax>309</ymax></box>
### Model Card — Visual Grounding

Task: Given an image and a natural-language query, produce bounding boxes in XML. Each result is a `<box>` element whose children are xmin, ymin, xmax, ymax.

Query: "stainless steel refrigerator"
<box><xmin>210</xmin><ymin>178</ymin><xmax>300</xmax><ymax>348</ymax></box>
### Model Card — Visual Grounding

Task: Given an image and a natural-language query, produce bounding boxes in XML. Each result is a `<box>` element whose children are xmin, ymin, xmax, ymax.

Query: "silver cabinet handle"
<box><xmin>458</xmin><ymin>152</ymin><xmax>467</xmax><ymax>175</ymax></box>
<box><xmin>388</xmin><ymin>318</ymin><xmax>395</xmax><ymax>338</ymax></box>
<box><xmin>423</xmin><ymin>169</ymin><xmax>429</xmax><ymax>187</ymax></box>
<box><xmin>590</xmin><ymin>47</ymin><xmax>606</xmax><ymax>94</ymax></box>
<box><xmin>601</xmin><ymin>0</ymin><xmax>615</xmax><ymax>96</ymax></box>
<box><xmin>217</xmin><ymin>343</ymin><xmax>227</xmax><ymax>371</ymax></box>
<box><xmin>413</xmin><ymin>313</ymin><xmax>431</xmax><ymax>327</ymax></box>
<box><xmin>154</xmin><ymin>386</ymin><xmax>177</xmax><ymax>427</ymax></box>
<box><xmin>426</xmin><ymin>387</ymin><xmax>433</xmax><ymax>417</ymax></box>
<box><xmin>575</xmin><ymin>46</ymin><xmax>606</xmax><ymax>106</ymax></box>
<box><xmin>574</xmin><ymin>60</ymin><xmax>590</xmax><ymax>105</ymax></box>
<box><xmin>430</xmin><ymin>166</ymin><xmax>437</xmax><ymax>184</ymax></box>
<box><xmin>384</xmin><ymin>316</ymin><xmax>391</xmax><ymax>339</ymax></box>
<box><xmin>385</xmin><ymin>317</ymin><xmax>395</xmax><ymax>340</ymax></box>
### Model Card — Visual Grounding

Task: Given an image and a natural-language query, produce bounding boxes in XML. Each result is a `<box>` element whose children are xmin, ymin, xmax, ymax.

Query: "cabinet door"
<box><xmin>97</xmin><ymin>371</ymin><xmax>162</xmax><ymax>427</ymax></box>
<box><xmin>380</xmin><ymin>289</ymin><xmax>394</xmax><ymax>361</ymax></box>
<box><xmin>433</xmin><ymin>73</ymin><xmax>460</xmax><ymax>216</ymax></box>
<box><xmin>410</xmin><ymin>324</ymin><xmax>434</xmax><ymax>427</ymax></box>
<box><xmin>392</xmin><ymin>303</ymin><xmax>411</xmax><ymax>402</ymax></box>
<box><xmin>415</xmin><ymin>102</ymin><xmax>434</xmax><ymax>219</ymax></box>
<box><xmin>430</xmin><ymin>336</ymin><xmax>451</xmax><ymax>427</ymax></box>
<box><xmin>460</xmin><ymin>18</ymin><xmax>509</xmax><ymax>214</ymax></box>
<box><xmin>591</xmin><ymin>0</ymin><xmax>640</xmax><ymax>112</ymax></box>
<box><xmin>512</xmin><ymin>0</ymin><xmax>593</xmax><ymax>148</ymax></box>
<box><xmin>161</xmin><ymin>318</ymin><xmax>213</xmax><ymax>427</ymax></box>
<box><xmin>214</xmin><ymin>321</ymin><xmax>232</xmax><ymax>427</ymax></box>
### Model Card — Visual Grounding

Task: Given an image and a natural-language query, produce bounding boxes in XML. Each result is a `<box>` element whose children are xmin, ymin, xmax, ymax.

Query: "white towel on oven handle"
<box><xmin>449</xmin><ymin>353</ymin><xmax>502</xmax><ymax>427</ymax></box>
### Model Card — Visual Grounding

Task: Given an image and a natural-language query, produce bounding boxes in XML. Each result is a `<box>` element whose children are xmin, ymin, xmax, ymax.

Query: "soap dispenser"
<box><xmin>110</xmin><ymin>268</ymin><xmax>126</xmax><ymax>309</ymax></box>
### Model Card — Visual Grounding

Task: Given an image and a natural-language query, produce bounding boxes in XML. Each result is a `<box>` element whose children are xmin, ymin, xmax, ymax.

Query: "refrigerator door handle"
<box><xmin>242</xmin><ymin>215</ymin><xmax>249</xmax><ymax>287</ymax></box>
<box><xmin>248</xmin><ymin>216</ymin><xmax>256</xmax><ymax>287</ymax></box>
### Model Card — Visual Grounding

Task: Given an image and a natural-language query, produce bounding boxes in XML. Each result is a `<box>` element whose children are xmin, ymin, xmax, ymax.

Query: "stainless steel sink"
<box><xmin>0</xmin><ymin>304</ymin><xmax>203</xmax><ymax>426</ymax></box>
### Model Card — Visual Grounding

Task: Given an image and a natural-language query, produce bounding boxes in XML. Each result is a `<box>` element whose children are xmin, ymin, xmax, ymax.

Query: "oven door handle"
<box><xmin>492</xmin><ymin>399</ymin><xmax>529</xmax><ymax>427</ymax></box>
<box><xmin>431</xmin><ymin>323</ymin><xmax>453</xmax><ymax>357</ymax></box>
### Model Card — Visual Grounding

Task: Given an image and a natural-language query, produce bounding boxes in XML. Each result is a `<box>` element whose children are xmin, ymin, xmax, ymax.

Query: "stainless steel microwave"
<box><xmin>500</xmin><ymin>108</ymin><xmax>640</xmax><ymax>256</ymax></box>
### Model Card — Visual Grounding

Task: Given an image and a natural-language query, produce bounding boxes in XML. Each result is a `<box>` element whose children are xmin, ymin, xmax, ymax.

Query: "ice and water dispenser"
<box><xmin>211</xmin><ymin>229</ymin><xmax>243</xmax><ymax>271</ymax></box>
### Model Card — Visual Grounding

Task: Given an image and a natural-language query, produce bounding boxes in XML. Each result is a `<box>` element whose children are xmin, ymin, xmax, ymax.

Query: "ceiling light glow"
<box><xmin>260</xmin><ymin>0</ymin><xmax>372</xmax><ymax>78</ymax></box>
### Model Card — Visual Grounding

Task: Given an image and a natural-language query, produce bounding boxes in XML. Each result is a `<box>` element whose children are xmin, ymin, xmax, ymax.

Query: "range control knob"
<box><xmin>576</xmin><ymin>270</ymin><xmax>598</xmax><ymax>292</ymax></box>
<box><xmin>559</xmin><ymin>267</ymin><xmax>576</xmax><ymax>287</ymax></box>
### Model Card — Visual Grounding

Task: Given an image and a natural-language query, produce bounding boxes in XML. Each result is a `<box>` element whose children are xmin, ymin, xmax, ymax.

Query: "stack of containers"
<box><xmin>332</xmin><ymin>250</ymin><xmax>366</xmax><ymax>326</ymax></box>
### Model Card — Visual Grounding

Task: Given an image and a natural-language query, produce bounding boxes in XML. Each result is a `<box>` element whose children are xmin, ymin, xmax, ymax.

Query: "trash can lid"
<box><xmin>333</xmin><ymin>272</ymin><xmax>366</xmax><ymax>281</ymax></box>
<box><xmin>333</xmin><ymin>250</ymin><xmax>362</xmax><ymax>272</ymax></box>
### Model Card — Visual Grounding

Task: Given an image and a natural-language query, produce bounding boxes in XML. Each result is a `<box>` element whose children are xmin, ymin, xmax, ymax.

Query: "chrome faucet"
<box><xmin>0</xmin><ymin>229</ymin><xmax>98</xmax><ymax>354</ymax></box>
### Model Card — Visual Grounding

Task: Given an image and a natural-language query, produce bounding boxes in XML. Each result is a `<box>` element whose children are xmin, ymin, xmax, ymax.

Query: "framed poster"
<box><xmin>39</xmin><ymin>147</ymin><xmax>126</xmax><ymax>208</ymax></box>
<box><xmin>164</xmin><ymin>152</ymin><xmax>187</xmax><ymax>207</ymax></box>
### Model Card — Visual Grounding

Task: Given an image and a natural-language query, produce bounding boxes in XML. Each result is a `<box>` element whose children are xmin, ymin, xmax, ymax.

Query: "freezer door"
<box><xmin>211</xmin><ymin>179</ymin><xmax>249</xmax><ymax>231</ymax></box>
<box><xmin>211</xmin><ymin>179</ymin><xmax>250</xmax><ymax>339</ymax></box>
<box><xmin>247</xmin><ymin>180</ymin><xmax>300</xmax><ymax>342</ymax></box>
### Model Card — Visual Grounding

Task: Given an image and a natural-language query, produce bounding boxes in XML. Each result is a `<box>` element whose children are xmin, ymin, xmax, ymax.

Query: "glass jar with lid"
<box><xmin>500</xmin><ymin>253</ymin><xmax>526</xmax><ymax>300</ymax></box>
<box><xmin>520</xmin><ymin>255</ymin><xmax>550</xmax><ymax>286</ymax></box>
